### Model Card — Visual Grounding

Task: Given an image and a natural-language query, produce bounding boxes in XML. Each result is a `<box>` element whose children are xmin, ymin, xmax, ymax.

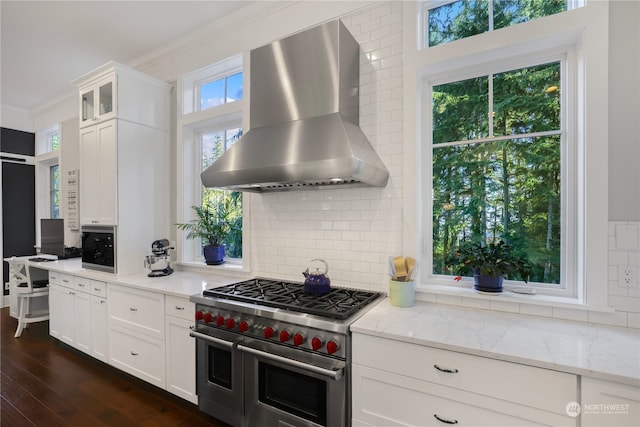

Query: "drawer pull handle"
<box><xmin>130</xmin><ymin>307</ymin><xmax>138</xmax><ymax>312</ymax></box>
<box><xmin>100</xmin><ymin>300</ymin><xmax>105</xmax><ymax>304</ymax></box>
<box><xmin>94</xmin><ymin>288</ymin><xmax>101</xmax><ymax>291</ymax></box>
<box><xmin>130</xmin><ymin>351</ymin><xmax>139</xmax><ymax>356</ymax></box>
<box><xmin>434</xmin><ymin>414</ymin><xmax>458</xmax><ymax>424</ymax></box>
<box><xmin>175</xmin><ymin>306</ymin><xmax>185</xmax><ymax>310</ymax></box>
<box><xmin>434</xmin><ymin>364</ymin><xmax>459</xmax><ymax>374</ymax></box>
<box><xmin>78</xmin><ymin>283</ymin><xmax>85</xmax><ymax>287</ymax></box>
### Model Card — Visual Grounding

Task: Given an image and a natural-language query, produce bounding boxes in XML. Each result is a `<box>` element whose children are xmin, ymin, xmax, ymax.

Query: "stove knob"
<box><xmin>239</xmin><ymin>320</ymin><xmax>250</xmax><ymax>333</ymax></box>
<box><xmin>226</xmin><ymin>318</ymin><xmax>236</xmax><ymax>329</ymax></box>
<box><xmin>203</xmin><ymin>312</ymin><xmax>213</xmax><ymax>323</ymax></box>
<box><xmin>327</xmin><ymin>340</ymin><xmax>339</xmax><ymax>355</ymax></box>
<box><xmin>216</xmin><ymin>315</ymin><xmax>225</xmax><ymax>327</ymax></box>
<box><xmin>279</xmin><ymin>330</ymin><xmax>290</xmax><ymax>343</ymax></box>
<box><xmin>293</xmin><ymin>333</ymin><xmax>306</xmax><ymax>346</ymax></box>
<box><xmin>264</xmin><ymin>326</ymin><xmax>275</xmax><ymax>339</ymax></box>
<box><xmin>195</xmin><ymin>310</ymin><xmax>204</xmax><ymax>321</ymax></box>
<box><xmin>311</xmin><ymin>337</ymin><xmax>323</xmax><ymax>351</ymax></box>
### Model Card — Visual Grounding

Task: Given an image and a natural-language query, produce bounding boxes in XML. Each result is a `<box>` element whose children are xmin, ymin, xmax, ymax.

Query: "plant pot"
<box><xmin>203</xmin><ymin>244</ymin><xmax>225</xmax><ymax>265</ymax></box>
<box><xmin>472</xmin><ymin>269</ymin><xmax>503</xmax><ymax>293</ymax></box>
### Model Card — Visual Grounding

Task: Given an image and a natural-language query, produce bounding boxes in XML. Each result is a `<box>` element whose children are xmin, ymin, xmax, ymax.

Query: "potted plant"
<box><xmin>444</xmin><ymin>240</ymin><xmax>531</xmax><ymax>293</ymax></box>
<box><xmin>176</xmin><ymin>205</ymin><xmax>234</xmax><ymax>265</ymax></box>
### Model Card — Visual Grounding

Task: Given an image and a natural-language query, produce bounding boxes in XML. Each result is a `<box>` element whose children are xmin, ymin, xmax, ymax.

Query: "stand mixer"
<box><xmin>144</xmin><ymin>239</ymin><xmax>174</xmax><ymax>277</ymax></box>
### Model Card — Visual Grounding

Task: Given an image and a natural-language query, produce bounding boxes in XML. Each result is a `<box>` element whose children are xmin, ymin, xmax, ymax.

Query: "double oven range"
<box><xmin>189</xmin><ymin>278</ymin><xmax>383</xmax><ymax>427</ymax></box>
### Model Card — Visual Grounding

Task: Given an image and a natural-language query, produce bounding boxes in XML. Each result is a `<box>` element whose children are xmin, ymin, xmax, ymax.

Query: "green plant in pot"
<box><xmin>444</xmin><ymin>240</ymin><xmax>531</xmax><ymax>293</ymax></box>
<box><xmin>176</xmin><ymin>205</ymin><xmax>234</xmax><ymax>265</ymax></box>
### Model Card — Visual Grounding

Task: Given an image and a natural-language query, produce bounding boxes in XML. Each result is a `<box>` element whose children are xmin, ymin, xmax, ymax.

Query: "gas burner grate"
<box><xmin>203</xmin><ymin>278</ymin><xmax>382</xmax><ymax>320</ymax></box>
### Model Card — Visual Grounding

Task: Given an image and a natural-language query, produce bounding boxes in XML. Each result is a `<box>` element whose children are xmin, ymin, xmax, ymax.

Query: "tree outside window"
<box><xmin>432</xmin><ymin>61</ymin><xmax>562</xmax><ymax>285</ymax></box>
<box><xmin>201</xmin><ymin>128</ymin><xmax>243</xmax><ymax>258</ymax></box>
<box><xmin>50</xmin><ymin>164</ymin><xmax>60</xmax><ymax>218</ymax></box>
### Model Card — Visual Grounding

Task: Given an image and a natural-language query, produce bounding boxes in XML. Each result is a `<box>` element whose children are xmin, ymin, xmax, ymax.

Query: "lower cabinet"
<box><xmin>581</xmin><ymin>377</ymin><xmax>640</xmax><ymax>427</ymax></box>
<box><xmin>165</xmin><ymin>295</ymin><xmax>197</xmax><ymax>403</ymax></box>
<box><xmin>108</xmin><ymin>283</ymin><xmax>166</xmax><ymax>389</ymax></box>
<box><xmin>48</xmin><ymin>272</ymin><xmax>108</xmax><ymax>358</ymax></box>
<box><xmin>352</xmin><ymin>333</ymin><xmax>578</xmax><ymax>427</ymax></box>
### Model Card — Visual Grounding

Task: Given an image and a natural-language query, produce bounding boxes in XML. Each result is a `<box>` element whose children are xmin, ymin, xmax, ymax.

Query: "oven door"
<box><xmin>239</xmin><ymin>339</ymin><xmax>347</xmax><ymax>427</ymax></box>
<box><xmin>191</xmin><ymin>328</ymin><xmax>243</xmax><ymax>427</ymax></box>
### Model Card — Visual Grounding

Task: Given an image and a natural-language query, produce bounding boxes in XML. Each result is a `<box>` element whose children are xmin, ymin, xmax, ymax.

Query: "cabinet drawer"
<box><xmin>74</xmin><ymin>276</ymin><xmax>91</xmax><ymax>293</ymax></box>
<box><xmin>108</xmin><ymin>284</ymin><xmax>164</xmax><ymax>338</ymax></box>
<box><xmin>49</xmin><ymin>271</ymin><xmax>61</xmax><ymax>285</ymax></box>
<box><xmin>90</xmin><ymin>280</ymin><xmax>107</xmax><ymax>298</ymax></box>
<box><xmin>58</xmin><ymin>273</ymin><xmax>74</xmax><ymax>289</ymax></box>
<box><xmin>353</xmin><ymin>333</ymin><xmax>576</xmax><ymax>415</ymax></box>
<box><xmin>353</xmin><ymin>364</ymin><xmax>576</xmax><ymax>427</ymax></box>
<box><xmin>165</xmin><ymin>295</ymin><xmax>194</xmax><ymax>321</ymax></box>
<box><xmin>109</xmin><ymin>325</ymin><xmax>165</xmax><ymax>389</ymax></box>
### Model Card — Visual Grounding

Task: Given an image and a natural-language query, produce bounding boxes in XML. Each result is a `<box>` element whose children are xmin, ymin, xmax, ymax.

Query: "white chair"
<box><xmin>10</xmin><ymin>258</ymin><xmax>49</xmax><ymax>338</ymax></box>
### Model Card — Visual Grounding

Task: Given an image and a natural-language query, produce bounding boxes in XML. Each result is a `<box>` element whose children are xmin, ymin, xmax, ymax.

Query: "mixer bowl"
<box><xmin>144</xmin><ymin>254</ymin><xmax>170</xmax><ymax>271</ymax></box>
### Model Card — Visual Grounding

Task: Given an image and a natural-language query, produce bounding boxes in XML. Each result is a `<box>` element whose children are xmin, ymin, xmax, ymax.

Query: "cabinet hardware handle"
<box><xmin>175</xmin><ymin>306</ymin><xmax>185</xmax><ymax>310</ymax></box>
<box><xmin>434</xmin><ymin>414</ymin><xmax>458</xmax><ymax>424</ymax></box>
<box><xmin>78</xmin><ymin>283</ymin><xmax>85</xmax><ymax>287</ymax></box>
<box><xmin>94</xmin><ymin>288</ymin><xmax>101</xmax><ymax>291</ymax></box>
<box><xmin>434</xmin><ymin>364</ymin><xmax>459</xmax><ymax>374</ymax></box>
<box><xmin>130</xmin><ymin>351</ymin><xmax>139</xmax><ymax>356</ymax></box>
<box><xmin>100</xmin><ymin>300</ymin><xmax>105</xmax><ymax>304</ymax></box>
<box><xmin>129</xmin><ymin>307</ymin><xmax>138</xmax><ymax>312</ymax></box>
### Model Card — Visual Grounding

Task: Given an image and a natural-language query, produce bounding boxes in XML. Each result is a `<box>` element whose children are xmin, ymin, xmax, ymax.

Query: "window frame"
<box><xmin>424</xmin><ymin>51</ymin><xmax>576</xmax><ymax>297</ymax></box>
<box><xmin>177</xmin><ymin>54</ymin><xmax>250</xmax><ymax>273</ymax></box>
<box><xmin>403</xmin><ymin>1</ymin><xmax>609</xmax><ymax>309</ymax></box>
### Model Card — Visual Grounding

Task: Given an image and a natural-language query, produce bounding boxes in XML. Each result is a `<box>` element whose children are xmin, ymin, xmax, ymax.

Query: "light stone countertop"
<box><xmin>351</xmin><ymin>298</ymin><xmax>640</xmax><ymax>387</ymax></box>
<box><xmin>24</xmin><ymin>258</ymin><xmax>244</xmax><ymax>297</ymax></box>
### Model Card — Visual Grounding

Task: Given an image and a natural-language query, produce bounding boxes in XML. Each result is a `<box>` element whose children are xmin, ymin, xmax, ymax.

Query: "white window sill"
<box><xmin>175</xmin><ymin>260</ymin><xmax>250</xmax><ymax>277</ymax></box>
<box><xmin>416</xmin><ymin>283</ymin><xmax>615</xmax><ymax>313</ymax></box>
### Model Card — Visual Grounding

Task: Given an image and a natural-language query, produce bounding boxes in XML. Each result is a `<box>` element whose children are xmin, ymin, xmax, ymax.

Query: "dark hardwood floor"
<box><xmin>1</xmin><ymin>307</ymin><xmax>229</xmax><ymax>427</ymax></box>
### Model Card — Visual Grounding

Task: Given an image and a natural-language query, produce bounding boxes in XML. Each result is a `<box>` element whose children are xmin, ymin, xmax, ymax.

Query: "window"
<box><xmin>179</xmin><ymin>55</ymin><xmax>247</xmax><ymax>267</ymax></box>
<box><xmin>432</xmin><ymin>61</ymin><xmax>563</xmax><ymax>286</ymax></box>
<box><xmin>201</xmin><ymin>127</ymin><xmax>243</xmax><ymax>258</ymax></box>
<box><xmin>49</xmin><ymin>164</ymin><xmax>60</xmax><ymax>218</ymax></box>
<box><xmin>424</xmin><ymin>0</ymin><xmax>573</xmax><ymax>48</ymax></box>
<box><xmin>412</xmin><ymin>0</ymin><xmax>609</xmax><ymax>304</ymax></box>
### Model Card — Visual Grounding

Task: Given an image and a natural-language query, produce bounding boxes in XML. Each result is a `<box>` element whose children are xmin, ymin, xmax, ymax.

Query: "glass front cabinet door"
<box><xmin>79</xmin><ymin>76</ymin><xmax>116</xmax><ymax>127</ymax></box>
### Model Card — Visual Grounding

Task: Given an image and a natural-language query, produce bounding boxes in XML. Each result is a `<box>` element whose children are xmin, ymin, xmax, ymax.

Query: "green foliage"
<box><xmin>176</xmin><ymin>198</ymin><xmax>241</xmax><ymax>257</ymax></box>
<box><xmin>444</xmin><ymin>240</ymin><xmax>531</xmax><ymax>282</ymax></box>
<box><xmin>430</xmin><ymin>4</ymin><xmax>565</xmax><ymax>285</ymax></box>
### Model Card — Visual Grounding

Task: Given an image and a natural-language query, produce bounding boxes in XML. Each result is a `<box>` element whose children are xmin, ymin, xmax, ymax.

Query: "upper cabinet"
<box><xmin>80</xmin><ymin>76</ymin><xmax>116</xmax><ymax>126</ymax></box>
<box><xmin>75</xmin><ymin>61</ymin><xmax>169</xmax><ymax>130</ymax></box>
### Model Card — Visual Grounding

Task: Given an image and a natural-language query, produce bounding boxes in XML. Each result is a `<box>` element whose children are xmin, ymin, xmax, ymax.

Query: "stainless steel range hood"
<box><xmin>201</xmin><ymin>20</ymin><xmax>389</xmax><ymax>192</ymax></box>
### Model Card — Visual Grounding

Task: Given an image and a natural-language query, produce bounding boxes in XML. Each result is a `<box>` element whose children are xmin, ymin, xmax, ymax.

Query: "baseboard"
<box><xmin>2</xmin><ymin>294</ymin><xmax>9</xmax><ymax>308</ymax></box>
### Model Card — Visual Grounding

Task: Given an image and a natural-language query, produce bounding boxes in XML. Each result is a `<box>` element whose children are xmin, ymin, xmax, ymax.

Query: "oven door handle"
<box><xmin>190</xmin><ymin>330</ymin><xmax>236</xmax><ymax>349</ymax></box>
<box><xmin>237</xmin><ymin>344</ymin><xmax>344</xmax><ymax>381</ymax></box>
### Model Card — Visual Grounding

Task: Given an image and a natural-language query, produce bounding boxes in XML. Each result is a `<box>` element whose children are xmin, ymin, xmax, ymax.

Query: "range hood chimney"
<box><xmin>201</xmin><ymin>20</ymin><xmax>389</xmax><ymax>192</ymax></box>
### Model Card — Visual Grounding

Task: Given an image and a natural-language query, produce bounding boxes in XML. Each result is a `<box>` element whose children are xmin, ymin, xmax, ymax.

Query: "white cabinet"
<box><xmin>108</xmin><ymin>283</ymin><xmax>166</xmax><ymax>388</ymax></box>
<box><xmin>165</xmin><ymin>295</ymin><xmax>197</xmax><ymax>403</ymax></box>
<box><xmin>75</xmin><ymin>62</ymin><xmax>170</xmax><ymax>275</ymax></box>
<box><xmin>581</xmin><ymin>377</ymin><xmax>640</xmax><ymax>427</ymax></box>
<box><xmin>79</xmin><ymin>75</ymin><xmax>115</xmax><ymax>127</ymax></box>
<box><xmin>76</xmin><ymin>62</ymin><xmax>169</xmax><ymax>130</ymax></box>
<box><xmin>79</xmin><ymin>120</ymin><xmax>117</xmax><ymax>225</ymax></box>
<box><xmin>48</xmin><ymin>272</ymin><xmax>108</xmax><ymax>360</ymax></box>
<box><xmin>90</xmin><ymin>280</ymin><xmax>108</xmax><ymax>362</ymax></box>
<box><xmin>352</xmin><ymin>333</ymin><xmax>578</xmax><ymax>427</ymax></box>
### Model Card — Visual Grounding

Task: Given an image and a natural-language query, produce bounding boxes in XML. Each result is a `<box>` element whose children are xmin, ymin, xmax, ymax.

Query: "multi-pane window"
<box><xmin>201</xmin><ymin>128</ymin><xmax>243</xmax><ymax>258</ymax></box>
<box><xmin>199</xmin><ymin>72</ymin><xmax>243</xmax><ymax>110</ymax></box>
<box><xmin>425</xmin><ymin>0</ymin><xmax>570</xmax><ymax>48</ymax></box>
<box><xmin>431</xmin><ymin>61</ymin><xmax>562</xmax><ymax>285</ymax></box>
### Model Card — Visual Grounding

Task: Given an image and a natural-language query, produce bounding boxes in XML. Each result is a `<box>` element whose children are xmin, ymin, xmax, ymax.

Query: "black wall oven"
<box><xmin>81</xmin><ymin>225</ymin><xmax>116</xmax><ymax>273</ymax></box>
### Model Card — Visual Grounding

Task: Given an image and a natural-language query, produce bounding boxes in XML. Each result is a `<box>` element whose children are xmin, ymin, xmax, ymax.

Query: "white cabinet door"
<box><xmin>58</xmin><ymin>286</ymin><xmax>76</xmax><ymax>346</ymax></box>
<box><xmin>165</xmin><ymin>315</ymin><xmax>196</xmax><ymax>403</ymax></box>
<box><xmin>79</xmin><ymin>120</ymin><xmax>117</xmax><ymax>225</ymax></box>
<box><xmin>48</xmin><ymin>283</ymin><xmax>63</xmax><ymax>339</ymax></box>
<box><xmin>91</xmin><ymin>295</ymin><xmax>108</xmax><ymax>362</ymax></box>
<box><xmin>74</xmin><ymin>290</ymin><xmax>92</xmax><ymax>354</ymax></box>
<box><xmin>79</xmin><ymin>76</ymin><xmax>116</xmax><ymax>128</ymax></box>
<box><xmin>581</xmin><ymin>377</ymin><xmax>640</xmax><ymax>427</ymax></box>
<box><xmin>109</xmin><ymin>324</ymin><xmax>165</xmax><ymax>388</ymax></box>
